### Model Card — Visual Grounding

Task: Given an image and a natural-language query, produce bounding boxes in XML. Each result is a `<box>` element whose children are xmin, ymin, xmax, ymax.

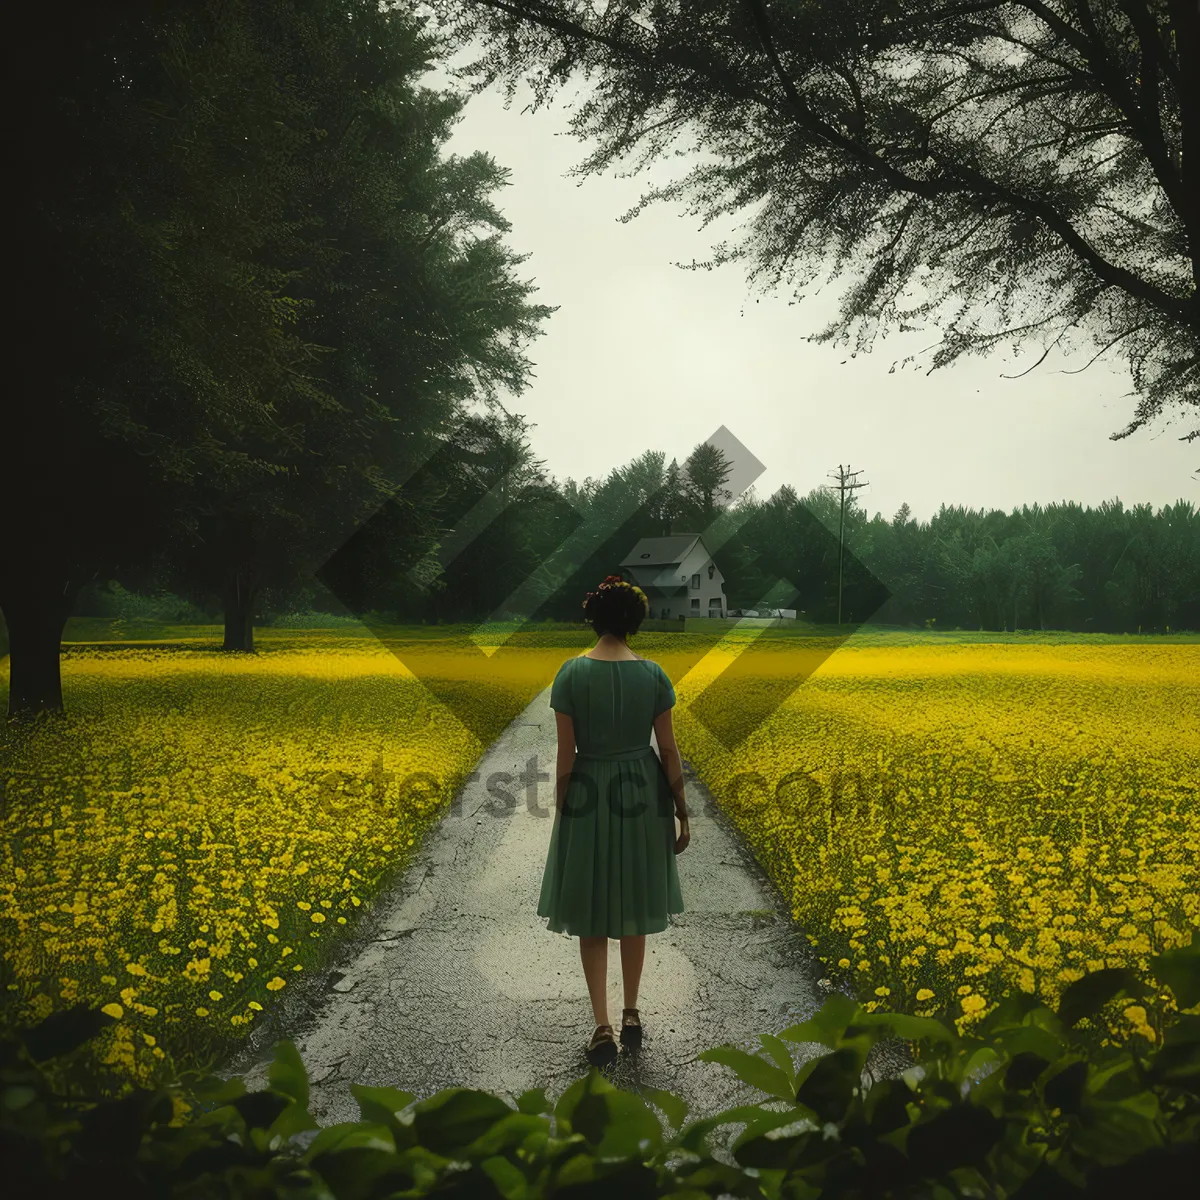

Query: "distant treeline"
<box><xmin>832</xmin><ymin>496</ymin><xmax>1198</xmax><ymax>634</ymax></box>
<box><xmin>58</xmin><ymin>441</ymin><xmax>1198</xmax><ymax>638</ymax></box>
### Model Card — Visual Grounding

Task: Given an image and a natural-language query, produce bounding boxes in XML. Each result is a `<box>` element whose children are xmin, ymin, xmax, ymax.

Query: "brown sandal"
<box><xmin>619</xmin><ymin>1008</ymin><xmax>642</xmax><ymax>1048</ymax></box>
<box><xmin>585</xmin><ymin>1023</ymin><xmax>618</xmax><ymax>1066</ymax></box>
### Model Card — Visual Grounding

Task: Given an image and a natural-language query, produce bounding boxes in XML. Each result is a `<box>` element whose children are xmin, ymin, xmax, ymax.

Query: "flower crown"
<box><xmin>583</xmin><ymin>574</ymin><xmax>649</xmax><ymax>614</ymax></box>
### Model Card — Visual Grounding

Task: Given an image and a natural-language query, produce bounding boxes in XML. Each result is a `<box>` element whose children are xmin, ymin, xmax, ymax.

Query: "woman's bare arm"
<box><xmin>653</xmin><ymin>708</ymin><xmax>688</xmax><ymax>819</ymax></box>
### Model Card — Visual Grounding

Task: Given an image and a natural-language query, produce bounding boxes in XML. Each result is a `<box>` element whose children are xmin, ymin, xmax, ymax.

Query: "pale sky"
<box><xmin>420</xmin><ymin>40</ymin><xmax>1198</xmax><ymax>526</ymax></box>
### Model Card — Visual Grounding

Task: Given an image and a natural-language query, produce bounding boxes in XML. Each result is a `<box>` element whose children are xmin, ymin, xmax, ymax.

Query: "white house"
<box><xmin>619</xmin><ymin>535</ymin><xmax>727</xmax><ymax>620</ymax></box>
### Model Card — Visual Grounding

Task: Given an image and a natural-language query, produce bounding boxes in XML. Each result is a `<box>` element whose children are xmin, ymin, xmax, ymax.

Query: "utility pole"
<box><xmin>827</xmin><ymin>464</ymin><xmax>869</xmax><ymax>626</ymax></box>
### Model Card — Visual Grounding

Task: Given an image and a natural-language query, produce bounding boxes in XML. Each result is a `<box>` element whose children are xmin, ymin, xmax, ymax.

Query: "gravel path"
<box><xmin>221</xmin><ymin>686</ymin><xmax>910</xmax><ymax>1137</ymax></box>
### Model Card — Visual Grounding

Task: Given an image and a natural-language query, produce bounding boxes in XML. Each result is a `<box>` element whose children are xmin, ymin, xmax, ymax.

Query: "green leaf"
<box><xmin>1044</xmin><ymin>1059</ymin><xmax>1089</xmax><ymax>1115</ymax></box>
<box><xmin>267</xmin><ymin>1039</ymin><xmax>309</xmax><ymax>1107</ymax></box>
<box><xmin>1074</xmin><ymin>1092</ymin><xmax>1164</xmax><ymax>1166</ymax></box>
<box><xmin>855</xmin><ymin>1010</ymin><xmax>958</xmax><ymax>1045</ymax></box>
<box><xmin>975</xmin><ymin>990</ymin><xmax>1047</xmax><ymax>1034</ymax></box>
<box><xmin>464</xmin><ymin>1111</ymin><xmax>548</xmax><ymax>1158</ymax></box>
<box><xmin>1162</xmin><ymin>1013</ymin><xmax>1200</xmax><ymax>1045</ymax></box>
<box><xmin>696</xmin><ymin>1045</ymin><xmax>793</xmax><ymax>1101</ymax></box>
<box><xmin>479</xmin><ymin>1154</ymin><xmax>529</xmax><ymax>1200</ymax></box>
<box><xmin>1057</xmin><ymin>968</ymin><xmax>1146</xmax><ymax>1029</ymax></box>
<box><xmin>593</xmin><ymin>1090</ymin><xmax>664</xmax><ymax>1159</ymax></box>
<box><xmin>515</xmin><ymin>1087</ymin><xmax>550</xmax><ymax>1115</ymax></box>
<box><xmin>311</xmin><ymin>1145</ymin><xmax>409</xmax><ymax>1196</ymax></box>
<box><xmin>74</xmin><ymin>1087</ymin><xmax>173</xmax><ymax>1161</ymax></box>
<box><xmin>412</xmin><ymin>1088</ymin><xmax>515</xmax><ymax>1156</ymax></box>
<box><xmin>233</xmin><ymin>1088</ymin><xmax>291</xmax><ymax>1131</ymax></box>
<box><xmin>18</xmin><ymin>1004</ymin><xmax>118</xmax><ymax>1062</ymax></box>
<box><xmin>638</xmin><ymin>1084</ymin><xmax>689</xmax><ymax>1131</ymax></box>
<box><xmin>2</xmin><ymin>1085</ymin><xmax>36</xmax><ymax>1111</ymax></box>
<box><xmin>305</xmin><ymin>1120</ymin><xmax>396</xmax><ymax>1159</ymax></box>
<box><xmin>269</xmin><ymin>1096</ymin><xmax>320</xmax><ymax>1140</ymax></box>
<box><xmin>350</xmin><ymin>1083</ymin><xmax>417</xmax><ymax>1126</ymax></box>
<box><xmin>962</xmin><ymin>1046</ymin><xmax>1000</xmax><ymax>1076</ymax></box>
<box><xmin>991</xmin><ymin>1023</ymin><xmax>1065</xmax><ymax>1064</ymax></box>
<box><xmin>905</xmin><ymin>1104</ymin><xmax>1003</xmax><ymax>1176</ymax></box>
<box><xmin>184</xmin><ymin>1072</ymin><xmax>246</xmax><ymax>1106</ymax></box>
<box><xmin>793</xmin><ymin>1047</ymin><xmax>860</xmax><ymax>1122</ymax></box>
<box><xmin>553</xmin><ymin>1150</ymin><xmax>600</xmax><ymax>1186</ymax></box>
<box><xmin>758</xmin><ymin>1033</ymin><xmax>796</xmax><ymax>1083</ymax></box>
<box><xmin>1148</xmin><ymin>1016</ymin><xmax>1200</xmax><ymax>1085</ymax></box>
<box><xmin>864</xmin><ymin>1079</ymin><xmax>912</xmax><ymax>1135</ymax></box>
<box><xmin>777</xmin><ymin>993</ymin><xmax>861</xmax><ymax>1047</ymax></box>
<box><xmin>564</xmin><ymin>1070</ymin><xmax>619</xmax><ymax>1147</ymax></box>
<box><xmin>730</xmin><ymin>1108</ymin><xmax>821</xmax><ymax>1170</ymax></box>
<box><xmin>553</xmin><ymin>1071</ymin><xmax>595</xmax><ymax>1134</ymax></box>
<box><xmin>1151</xmin><ymin>941</ymin><xmax>1200</xmax><ymax>1010</ymax></box>
<box><xmin>1003</xmin><ymin>1051</ymin><xmax>1052</xmax><ymax>1092</ymax></box>
<box><xmin>1088</xmin><ymin>1057</ymin><xmax>1142</xmax><ymax>1102</ymax></box>
<box><xmin>675</xmin><ymin>1103</ymin><xmax>769</xmax><ymax>1154</ymax></box>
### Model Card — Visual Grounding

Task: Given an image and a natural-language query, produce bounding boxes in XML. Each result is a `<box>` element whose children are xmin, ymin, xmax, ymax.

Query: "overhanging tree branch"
<box><xmin>742</xmin><ymin>0</ymin><xmax>1192</xmax><ymax>323</ymax></box>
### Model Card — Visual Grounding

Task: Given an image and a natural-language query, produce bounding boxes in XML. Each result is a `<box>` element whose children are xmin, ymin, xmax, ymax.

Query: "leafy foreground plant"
<box><xmin>3</xmin><ymin>936</ymin><xmax>1199</xmax><ymax>1199</ymax></box>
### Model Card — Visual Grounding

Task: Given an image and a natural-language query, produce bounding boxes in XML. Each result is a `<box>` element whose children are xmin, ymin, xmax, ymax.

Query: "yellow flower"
<box><xmin>1123</xmin><ymin>1005</ymin><xmax>1156</xmax><ymax>1042</ymax></box>
<box><xmin>266</xmin><ymin>977</ymin><xmax>286</xmax><ymax>991</ymax></box>
<box><xmin>101</xmin><ymin>1003</ymin><xmax>124</xmax><ymax>1019</ymax></box>
<box><xmin>874</xmin><ymin>986</ymin><xmax>890</xmax><ymax>997</ymax></box>
<box><xmin>915</xmin><ymin>989</ymin><xmax>935</xmax><ymax>1002</ymax></box>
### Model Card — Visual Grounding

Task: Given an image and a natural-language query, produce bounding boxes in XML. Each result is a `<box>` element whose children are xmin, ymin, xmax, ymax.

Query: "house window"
<box><xmin>690</xmin><ymin>573</ymin><xmax>700</xmax><ymax>589</ymax></box>
<box><xmin>690</xmin><ymin>597</ymin><xmax>700</xmax><ymax>612</ymax></box>
<box><xmin>708</xmin><ymin>598</ymin><xmax>722</xmax><ymax>613</ymax></box>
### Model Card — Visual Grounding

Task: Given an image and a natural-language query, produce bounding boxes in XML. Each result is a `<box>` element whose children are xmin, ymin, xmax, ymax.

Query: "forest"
<box><xmin>3</xmin><ymin>0</ymin><xmax>1197</xmax><ymax>721</ymax></box>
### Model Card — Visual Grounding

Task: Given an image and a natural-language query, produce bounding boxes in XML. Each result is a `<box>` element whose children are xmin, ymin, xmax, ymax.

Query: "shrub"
<box><xmin>3</xmin><ymin>932</ymin><xmax>1198</xmax><ymax>1197</ymax></box>
<box><xmin>73</xmin><ymin>581</ymin><xmax>214</xmax><ymax>624</ymax></box>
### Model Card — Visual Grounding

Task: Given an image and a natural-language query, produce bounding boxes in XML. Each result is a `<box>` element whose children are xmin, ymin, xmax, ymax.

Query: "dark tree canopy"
<box><xmin>426</xmin><ymin>0</ymin><xmax>1199</xmax><ymax>468</ymax></box>
<box><xmin>2</xmin><ymin>0</ymin><xmax>557</xmax><ymax>711</ymax></box>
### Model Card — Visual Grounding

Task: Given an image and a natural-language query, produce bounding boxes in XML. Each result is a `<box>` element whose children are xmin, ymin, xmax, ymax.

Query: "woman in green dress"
<box><xmin>537</xmin><ymin>574</ymin><xmax>691</xmax><ymax>1066</ymax></box>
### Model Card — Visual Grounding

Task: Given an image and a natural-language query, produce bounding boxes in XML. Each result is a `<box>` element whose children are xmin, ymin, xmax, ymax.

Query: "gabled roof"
<box><xmin>619</xmin><ymin>535</ymin><xmax>705</xmax><ymax>567</ymax></box>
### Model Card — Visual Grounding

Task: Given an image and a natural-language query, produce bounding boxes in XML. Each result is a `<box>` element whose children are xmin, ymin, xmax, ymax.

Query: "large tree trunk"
<box><xmin>2</xmin><ymin>572</ymin><xmax>81</xmax><ymax>718</ymax></box>
<box><xmin>222</xmin><ymin>572</ymin><xmax>257</xmax><ymax>652</ymax></box>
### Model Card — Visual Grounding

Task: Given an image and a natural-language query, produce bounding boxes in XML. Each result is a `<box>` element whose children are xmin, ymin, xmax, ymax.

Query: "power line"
<box><xmin>827</xmin><ymin>463</ymin><xmax>869</xmax><ymax>626</ymax></box>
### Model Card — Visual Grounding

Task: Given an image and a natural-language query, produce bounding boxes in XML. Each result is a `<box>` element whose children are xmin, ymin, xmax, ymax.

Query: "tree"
<box><xmin>683</xmin><ymin>440</ymin><xmax>736</xmax><ymax>524</ymax></box>
<box><xmin>4</xmin><ymin>0</ymin><xmax>320</xmax><ymax>716</ymax></box>
<box><xmin>428</xmin><ymin>0</ymin><xmax>1199</xmax><ymax>469</ymax></box>
<box><xmin>1</xmin><ymin>0</ymin><xmax>556</xmax><ymax>712</ymax></box>
<box><xmin>143</xmin><ymin>1</ymin><xmax>559</xmax><ymax>651</ymax></box>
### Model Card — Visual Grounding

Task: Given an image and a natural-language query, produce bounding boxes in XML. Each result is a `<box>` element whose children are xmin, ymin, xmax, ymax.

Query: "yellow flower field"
<box><xmin>669</xmin><ymin>633</ymin><xmax>1200</xmax><ymax>1041</ymax></box>
<box><xmin>0</xmin><ymin>625</ymin><xmax>565</xmax><ymax>1091</ymax></box>
<box><xmin>2</xmin><ymin>622</ymin><xmax>1196</xmax><ymax>1093</ymax></box>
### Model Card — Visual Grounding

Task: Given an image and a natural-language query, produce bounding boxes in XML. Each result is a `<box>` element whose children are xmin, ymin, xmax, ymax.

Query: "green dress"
<box><xmin>537</xmin><ymin>654</ymin><xmax>685</xmax><ymax>937</ymax></box>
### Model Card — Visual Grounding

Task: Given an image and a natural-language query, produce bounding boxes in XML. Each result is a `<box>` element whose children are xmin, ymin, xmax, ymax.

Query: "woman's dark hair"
<box><xmin>582</xmin><ymin>574</ymin><xmax>649</xmax><ymax>639</ymax></box>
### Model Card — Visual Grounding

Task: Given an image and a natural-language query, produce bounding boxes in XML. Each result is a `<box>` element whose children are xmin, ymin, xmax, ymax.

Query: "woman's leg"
<box><xmin>619</xmin><ymin>935</ymin><xmax>645</xmax><ymax>1008</ymax></box>
<box><xmin>579</xmin><ymin>936</ymin><xmax>610</xmax><ymax>1025</ymax></box>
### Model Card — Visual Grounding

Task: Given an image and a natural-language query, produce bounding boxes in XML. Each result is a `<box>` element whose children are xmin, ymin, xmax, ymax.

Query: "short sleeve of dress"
<box><xmin>549</xmin><ymin>659</ymin><xmax>575</xmax><ymax>717</ymax></box>
<box><xmin>653</xmin><ymin>662</ymin><xmax>676</xmax><ymax>718</ymax></box>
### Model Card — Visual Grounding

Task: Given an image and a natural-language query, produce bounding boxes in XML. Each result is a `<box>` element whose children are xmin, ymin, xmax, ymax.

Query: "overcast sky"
<box><xmin>420</xmin><ymin>42</ymin><xmax>1197</xmax><ymax>527</ymax></box>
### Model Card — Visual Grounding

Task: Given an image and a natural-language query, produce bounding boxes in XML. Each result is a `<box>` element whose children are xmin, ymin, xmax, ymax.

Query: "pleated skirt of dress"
<box><xmin>537</xmin><ymin>749</ymin><xmax>684</xmax><ymax>937</ymax></box>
